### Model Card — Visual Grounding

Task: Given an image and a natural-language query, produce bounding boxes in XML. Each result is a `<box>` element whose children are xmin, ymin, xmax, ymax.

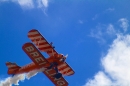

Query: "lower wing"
<box><xmin>43</xmin><ymin>68</ymin><xmax>68</xmax><ymax>86</ymax></box>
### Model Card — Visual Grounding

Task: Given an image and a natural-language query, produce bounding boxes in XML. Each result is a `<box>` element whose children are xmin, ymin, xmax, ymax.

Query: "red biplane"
<box><xmin>6</xmin><ymin>29</ymin><xmax>75</xmax><ymax>86</ymax></box>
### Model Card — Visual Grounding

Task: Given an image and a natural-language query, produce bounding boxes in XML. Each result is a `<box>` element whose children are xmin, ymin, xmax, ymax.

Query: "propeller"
<box><xmin>64</xmin><ymin>54</ymin><xmax>68</xmax><ymax>59</ymax></box>
<box><xmin>60</xmin><ymin>54</ymin><xmax>68</xmax><ymax>62</ymax></box>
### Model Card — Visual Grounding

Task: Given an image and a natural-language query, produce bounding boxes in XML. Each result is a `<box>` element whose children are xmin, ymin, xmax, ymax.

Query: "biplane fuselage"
<box><xmin>6</xmin><ymin>29</ymin><xmax>75</xmax><ymax>86</ymax></box>
<box><xmin>8</xmin><ymin>55</ymin><xmax>63</xmax><ymax>75</ymax></box>
<box><xmin>12</xmin><ymin>62</ymin><xmax>38</xmax><ymax>75</ymax></box>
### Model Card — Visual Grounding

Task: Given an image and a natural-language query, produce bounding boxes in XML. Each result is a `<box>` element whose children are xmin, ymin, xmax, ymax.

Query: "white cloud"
<box><xmin>78</xmin><ymin>20</ymin><xmax>83</xmax><ymax>24</ymax></box>
<box><xmin>0</xmin><ymin>0</ymin><xmax>34</xmax><ymax>9</ymax></box>
<box><xmin>37</xmin><ymin>0</ymin><xmax>49</xmax><ymax>8</ymax></box>
<box><xmin>36</xmin><ymin>0</ymin><xmax>49</xmax><ymax>15</ymax></box>
<box><xmin>0</xmin><ymin>0</ymin><xmax>8</xmax><ymax>2</ymax></box>
<box><xmin>84</xmin><ymin>34</ymin><xmax>130</xmax><ymax>86</ymax></box>
<box><xmin>90</xmin><ymin>28</ymin><xmax>105</xmax><ymax>44</ymax></box>
<box><xmin>0</xmin><ymin>0</ymin><xmax>49</xmax><ymax>9</ymax></box>
<box><xmin>84</xmin><ymin>71</ymin><xmax>112</xmax><ymax>86</ymax></box>
<box><xmin>119</xmin><ymin>18</ymin><xmax>129</xmax><ymax>32</ymax></box>
<box><xmin>92</xmin><ymin>14</ymin><xmax>98</xmax><ymax>20</ymax></box>
<box><xmin>106</xmin><ymin>24</ymin><xmax>116</xmax><ymax>35</ymax></box>
<box><xmin>106</xmin><ymin>8</ymin><xmax>115</xmax><ymax>12</ymax></box>
<box><xmin>42</xmin><ymin>0</ymin><xmax>48</xmax><ymax>8</ymax></box>
<box><xmin>17</xmin><ymin>0</ymin><xmax>34</xmax><ymax>9</ymax></box>
<box><xmin>89</xmin><ymin>24</ymin><xmax>116</xmax><ymax>44</ymax></box>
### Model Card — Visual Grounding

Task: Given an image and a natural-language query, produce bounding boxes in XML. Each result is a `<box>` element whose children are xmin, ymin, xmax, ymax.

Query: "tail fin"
<box><xmin>6</xmin><ymin>62</ymin><xmax>21</xmax><ymax>75</ymax></box>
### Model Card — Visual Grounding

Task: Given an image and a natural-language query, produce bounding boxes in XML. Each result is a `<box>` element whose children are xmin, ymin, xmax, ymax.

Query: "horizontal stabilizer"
<box><xmin>6</xmin><ymin>62</ymin><xmax>21</xmax><ymax>75</ymax></box>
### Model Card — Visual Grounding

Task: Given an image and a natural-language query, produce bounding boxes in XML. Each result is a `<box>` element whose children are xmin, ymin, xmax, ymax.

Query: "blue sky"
<box><xmin>0</xmin><ymin>0</ymin><xmax>130</xmax><ymax>86</ymax></box>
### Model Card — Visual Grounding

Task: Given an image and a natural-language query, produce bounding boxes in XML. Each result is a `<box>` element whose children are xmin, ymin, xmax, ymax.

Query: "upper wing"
<box><xmin>58</xmin><ymin>62</ymin><xmax>75</xmax><ymax>76</ymax></box>
<box><xmin>22</xmin><ymin>43</ymin><xmax>68</xmax><ymax>86</ymax></box>
<box><xmin>28</xmin><ymin>29</ymin><xmax>58</xmax><ymax>56</ymax></box>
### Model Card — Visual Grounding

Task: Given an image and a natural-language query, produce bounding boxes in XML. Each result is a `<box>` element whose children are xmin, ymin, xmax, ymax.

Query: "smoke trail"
<box><xmin>26</xmin><ymin>67</ymin><xmax>46</xmax><ymax>79</ymax></box>
<box><xmin>0</xmin><ymin>74</ymin><xmax>25</xmax><ymax>86</ymax></box>
<box><xmin>26</xmin><ymin>70</ymin><xmax>38</xmax><ymax>80</ymax></box>
<box><xmin>0</xmin><ymin>68</ymin><xmax>46</xmax><ymax>86</ymax></box>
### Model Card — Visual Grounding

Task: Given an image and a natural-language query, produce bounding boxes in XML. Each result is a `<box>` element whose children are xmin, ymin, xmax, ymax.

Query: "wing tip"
<box><xmin>28</xmin><ymin>29</ymin><xmax>38</xmax><ymax>32</ymax></box>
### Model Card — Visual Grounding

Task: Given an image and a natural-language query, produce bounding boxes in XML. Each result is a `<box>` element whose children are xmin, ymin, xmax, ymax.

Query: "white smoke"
<box><xmin>26</xmin><ymin>70</ymin><xmax>38</xmax><ymax>80</ymax></box>
<box><xmin>26</xmin><ymin>67</ymin><xmax>46</xmax><ymax>79</ymax></box>
<box><xmin>0</xmin><ymin>68</ymin><xmax>46</xmax><ymax>86</ymax></box>
<box><xmin>0</xmin><ymin>74</ymin><xmax>25</xmax><ymax>86</ymax></box>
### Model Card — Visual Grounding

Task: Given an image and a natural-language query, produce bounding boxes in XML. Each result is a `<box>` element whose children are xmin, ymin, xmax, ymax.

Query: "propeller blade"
<box><xmin>64</xmin><ymin>54</ymin><xmax>68</xmax><ymax>59</ymax></box>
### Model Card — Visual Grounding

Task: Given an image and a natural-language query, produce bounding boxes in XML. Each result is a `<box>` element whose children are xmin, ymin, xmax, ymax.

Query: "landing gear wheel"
<box><xmin>54</xmin><ymin>73</ymin><xmax>62</xmax><ymax>79</ymax></box>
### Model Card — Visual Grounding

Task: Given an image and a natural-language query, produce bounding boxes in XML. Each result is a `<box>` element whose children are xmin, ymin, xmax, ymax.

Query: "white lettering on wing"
<box><xmin>54</xmin><ymin>77</ymin><xmax>66</xmax><ymax>85</ymax></box>
<box><xmin>39</xmin><ymin>62</ymin><xmax>47</xmax><ymax>65</ymax></box>
<box><xmin>25</xmin><ymin>46</ymin><xmax>47</xmax><ymax>65</ymax></box>
<box><xmin>35</xmin><ymin>57</ymin><xmax>43</xmax><ymax>62</ymax></box>
<box><xmin>44</xmin><ymin>69</ymin><xmax>66</xmax><ymax>86</ymax></box>
<box><xmin>30</xmin><ymin>52</ymin><xmax>39</xmax><ymax>57</ymax></box>
<box><xmin>57</xmin><ymin>80</ymin><xmax>65</xmax><ymax>85</ymax></box>
<box><xmin>45</xmin><ymin>69</ymin><xmax>52</xmax><ymax>74</ymax></box>
<box><xmin>25</xmin><ymin>46</ymin><xmax>34</xmax><ymax>52</ymax></box>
